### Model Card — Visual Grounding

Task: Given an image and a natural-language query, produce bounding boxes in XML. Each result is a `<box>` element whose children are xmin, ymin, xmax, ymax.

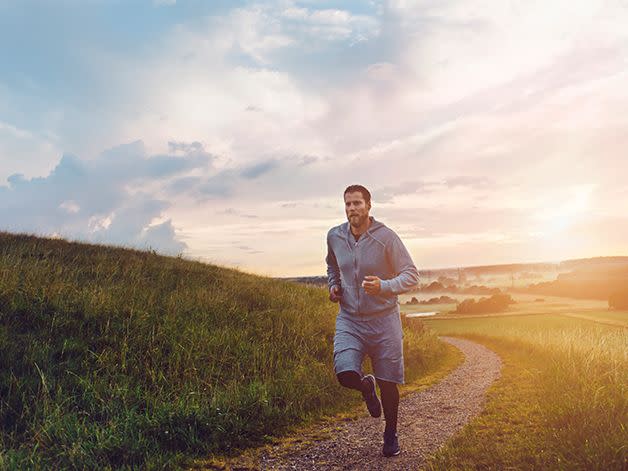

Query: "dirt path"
<box><xmin>257</xmin><ymin>337</ymin><xmax>502</xmax><ymax>470</ymax></box>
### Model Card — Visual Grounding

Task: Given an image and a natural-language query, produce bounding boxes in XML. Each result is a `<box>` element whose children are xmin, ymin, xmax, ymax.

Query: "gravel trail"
<box><xmin>258</xmin><ymin>336</ymin><xmax>502</xmax><ymax>470</ymax></box>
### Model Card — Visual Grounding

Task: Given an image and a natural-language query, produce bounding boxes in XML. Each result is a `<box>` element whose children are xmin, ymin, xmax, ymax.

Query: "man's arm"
<box><xmin>325</xmin><ymin>234</ymin><xmax>342</xmax><ymax>292</ymax></box>
<box><xmin>326</xmin><ymin>234</ymin><xmax>343</xmax><ymax>303</ymax></box>
<box><xmin>379</xmin><ymin>233</ymin><xmax>419</xmax><ymax>295</ymax></box>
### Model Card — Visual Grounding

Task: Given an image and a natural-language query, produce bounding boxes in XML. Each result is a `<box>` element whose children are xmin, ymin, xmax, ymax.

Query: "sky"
<box><xmin>2</xmin><ymin>0</ymin><xmax>628</xmax><ymax>277</ymax></box>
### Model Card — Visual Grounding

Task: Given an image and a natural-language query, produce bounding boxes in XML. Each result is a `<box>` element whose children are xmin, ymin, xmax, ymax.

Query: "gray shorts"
<box><xmin>333</xmin><ymin>311</ymin><xmax>404</xmax><ymax>384</ymax></box>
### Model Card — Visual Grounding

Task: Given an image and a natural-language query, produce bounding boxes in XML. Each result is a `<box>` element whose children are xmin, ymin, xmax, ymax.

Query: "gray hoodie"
<box><xmin>326</xmin><ymin>216</ymin><xmax>419</xmax><ymax>319</ymax></box>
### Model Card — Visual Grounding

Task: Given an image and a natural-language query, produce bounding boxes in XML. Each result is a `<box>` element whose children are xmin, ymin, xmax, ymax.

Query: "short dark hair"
<box><xmin>344</xmin><ymin>184</ymin><xmax>371</xmax><ymax>205</ymax></box>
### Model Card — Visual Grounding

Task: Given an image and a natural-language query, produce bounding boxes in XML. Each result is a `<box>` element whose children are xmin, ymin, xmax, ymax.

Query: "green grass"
<box><xmin>199</xmin><ymin>337</ymin><xmax>465</xmax><ymax>469</ymax></box>
<box><xmin>424</xmin><ymin>315</ymin><xmax>627</xmax><ymax>470</ymax></box>
<box><xmin>0</xmin><ymin>231</ymin><xmax>448</xmax><ymax>469</ymax></box>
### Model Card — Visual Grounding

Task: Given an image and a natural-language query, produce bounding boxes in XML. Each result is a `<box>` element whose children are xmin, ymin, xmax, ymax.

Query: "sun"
<box><xmin>535</xmin><ymin>185</ymin><xmax>595</xmax><ymax>238</ymax></box>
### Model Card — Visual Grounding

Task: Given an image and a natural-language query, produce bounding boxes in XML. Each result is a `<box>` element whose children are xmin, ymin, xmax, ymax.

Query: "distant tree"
<box><xmin>438</xmin><ymin>276</ymin><xmax>456</xmax><ymax>286</ymax></box>
<box><xmin>423</xmin><ymin>281</ymin><xmax>444</xmax><ymax>292</ymax></box>
<box><xmin>455</xmin><ymin>293</ymin><xmax>515</xmax><ymax>314</ymax></box>
<box><xmin>421</xmin><ymin>295</ymin><xmax>456</xmax><ymax>304</ymax></box>
<box><xmin>441</xmin><ymin>295</ymin><xmax>457</xmax><ymax>303</ymax></box>
<box><xmin>456</xmin><ymin>298</ymin><xmax>477</xmax><ymax>314</ymax></box>
<box><xmin>462</xmin><ymin>285</ymin><xmax>501</xmax><ymax>295</ymax></box>
<box><xmin>406</xmin><ymin>295</ymin><xmax>456</xmax><ymax>305</ymax></box>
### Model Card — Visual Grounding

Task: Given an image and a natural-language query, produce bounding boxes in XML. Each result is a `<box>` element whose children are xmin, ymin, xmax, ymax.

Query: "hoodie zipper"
<box><xmin>354</xmin><ymin>237</ymin><xmax>360</xmax><ymax>315</ymax></box>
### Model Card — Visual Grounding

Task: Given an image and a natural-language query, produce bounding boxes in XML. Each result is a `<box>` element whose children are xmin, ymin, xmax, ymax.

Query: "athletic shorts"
<box><xmin>333</xmin><ymin>311</ymin><xmax>404</xmax><ymax>384</ymax></box>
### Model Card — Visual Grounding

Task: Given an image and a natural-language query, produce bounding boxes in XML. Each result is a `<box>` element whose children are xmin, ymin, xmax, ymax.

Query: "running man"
<box><xmin>325</xmin><ymin>184</ymin><xmax>419</xmax><ymax>457</ymax></box>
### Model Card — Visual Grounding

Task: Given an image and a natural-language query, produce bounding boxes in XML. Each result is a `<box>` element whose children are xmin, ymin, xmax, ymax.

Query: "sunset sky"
<box><xmin>2</xmin><ymin>0</ymin><xmax>628</xmax><ymax>276</ymax></box>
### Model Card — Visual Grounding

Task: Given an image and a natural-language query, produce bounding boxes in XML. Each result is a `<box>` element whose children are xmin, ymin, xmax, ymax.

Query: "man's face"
<box><xmin>344</xmin><ymin>191</ymin><xmax>371</xmax><ymax>228</ymax></box>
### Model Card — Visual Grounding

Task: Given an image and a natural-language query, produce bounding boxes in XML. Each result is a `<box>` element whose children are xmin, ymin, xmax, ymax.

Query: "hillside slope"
<box><xmin>0</xmin><ymin>232</ymin><xmax>446</xmax><ymax>469</ymax></box>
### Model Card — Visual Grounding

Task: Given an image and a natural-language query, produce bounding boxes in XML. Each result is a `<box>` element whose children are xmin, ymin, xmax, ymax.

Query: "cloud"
<box><xmin>0</xmin><ymin>120</ymin><xmax>34</xmax><ymax>139</ymax></box>
<box><xmin>158</xmin><ymin>152</ymin><xmax>333</xmax><ymax>203</ymax></box>
<box><xmin>167</xmin><ymin>140</ymin><xmax>208</xmax><ymax>155</ymax></box>
<box><xmin>234</xmin><ymin>243</ymin><xmax>263</xmax><ymax>255</ymax></box>
<box><xmin>142</xmin><ymin>219</ymin><xmax>185</xmax><ymax>253</ymax></box>
<box><xmin>296</xmin><ymin>155</ymin><xmax>319</xmax><ymax>166</ymax></box>
<box><xmin>280</xmin><ymin>6</ymin><xmax>380</xmax><ymax>42</ymax></box>
<box><xmin>0</xmin><ymin>116</ymin><xmax>61</xmax><ymax>185</ymax></box>
<box><xmin>373</xmin><ymin>176</ymin><xmax>494</xmax><ymax>203</ymax></box>
<box><xmin>375</xmin><ymin>181</ymin><xmax>435</xmax><ymax>202</ymax></box>
<box><xmin>240</xmin><ymin>158</ymin><xmax>280</xmax><ymax>179</ymax></box>
<box><xmin>217</xmin><ymin>208</ymin><xmax>259</xmax><ymax>219</ymax></box>
<box><xmin>444</xmin><ymin>176</ymin><xmax>492</xmax><ymax>189</ymax></box>
<box><xmin>195</xmin><ymin>170</ymin><xmax>239</xmax><ymax>198</ymax></box>
<box><xmin>167</xmin><ymin>176</ymin><xmax>204</xmax><ymax>194</ymax></box>
<box><xmin>0</xmin><ymin>140</ymin><xmax>209</xmax><ymax>255</ymax></box>
<box><xmin>59</xmin><ymin>200</ymin><xmax>80</xmax><ymax>214</ymax></box>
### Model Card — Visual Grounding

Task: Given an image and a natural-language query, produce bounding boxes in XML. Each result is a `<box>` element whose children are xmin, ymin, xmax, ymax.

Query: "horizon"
<box><xmin>281</xmin><ymin>254</ymin><xmax>628</xmax><ymax>278</ymax></box>
<box><xmin>7</xmin><ymin>227</ymin><xmax>628</xmax><ymax>279</ymax></box>
<box><xmin>3</xmin><ymin>1</ymin><xmax>628</xmax><ymax>277</ymax></box>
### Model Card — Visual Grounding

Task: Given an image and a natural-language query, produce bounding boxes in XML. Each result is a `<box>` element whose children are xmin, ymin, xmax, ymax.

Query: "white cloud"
<box><xmin>59</xmin><ymin>200</ymin><xmax>80</xmax><ymax>214</ymax></box>
<box><xmin>106</xmin><ymin>7</ymin><xmax>332</xmax><ymax>165</ymax></box>
<box><xmin>280</xmin><ymin>4</ymin><xmax>380</xmax><ymax>41</ymax></box>
<box><xmin>0</xmin><ymin>120</ymin><xmax>34</xmax><ymax>139</ymax></box>
<box><xmin>0</xmin><ymin>116</ymin><xmax>61</xmax><ymax>183</ymax></box>
<box><xmin>0</xmin><ymin>140</ymin><xmax>212</xmax><ymax>256</ymax></box>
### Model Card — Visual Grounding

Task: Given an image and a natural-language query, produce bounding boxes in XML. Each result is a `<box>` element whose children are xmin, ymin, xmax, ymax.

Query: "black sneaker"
<box><xmin>360</xmin><ymin>374</ymin><xmax>382</xmax><ymax>418</ymax></box>
<box><xmin>383</xmin><ymin>431</ymin><xmax>400</xmax><ymax>457</ymax></box>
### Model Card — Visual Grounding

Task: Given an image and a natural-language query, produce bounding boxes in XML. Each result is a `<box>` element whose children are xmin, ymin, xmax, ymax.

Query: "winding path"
<box><xmin>257</xmin><ymin>337</ymin><xmax>502</xmax><ymax>470</ymax></box>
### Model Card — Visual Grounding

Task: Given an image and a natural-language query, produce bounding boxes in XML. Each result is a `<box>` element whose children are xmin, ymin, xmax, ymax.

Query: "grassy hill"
<box><xmin>0</xmin><ymin>231</ymin><xmax>447</xmax><ymax>469</ymax></box>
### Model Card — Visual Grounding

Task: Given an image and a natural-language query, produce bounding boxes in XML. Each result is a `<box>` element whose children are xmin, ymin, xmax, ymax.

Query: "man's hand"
<box><xmin>329</xmin><ymin>285</ymin><xmax>342</xmax><ymax>303</ymax></box>
<box><xmin>362</xmin><ymin>275</ymin><xmax>382</xmax><ymax>295</ymax></box>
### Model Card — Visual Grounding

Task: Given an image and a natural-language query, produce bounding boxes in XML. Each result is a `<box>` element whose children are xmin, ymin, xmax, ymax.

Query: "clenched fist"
<box><xmin>362</xmin><ymin>275</ymin><xmax>382</xmax><ymax>295</ymax></box>
<box><xmin>329</xmin><ymin>285</ymin><xmax>342</xmax><ymax>303</ymax></box>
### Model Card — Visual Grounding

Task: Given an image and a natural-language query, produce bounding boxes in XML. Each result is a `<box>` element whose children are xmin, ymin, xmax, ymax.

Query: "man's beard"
<box><xmin>348</xmin><ymin>213</ymin><xmax>367</xmax><ymax>227</ymax></box>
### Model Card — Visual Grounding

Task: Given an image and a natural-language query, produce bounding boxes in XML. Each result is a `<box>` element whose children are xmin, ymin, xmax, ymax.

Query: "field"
<box><xmin>422</xmin><ymin>311</ymin><xmax>627</xmax><ymax>470</ymax></box>
<box><xmin>0</xmin><ymin>232</ymin><xmax>451</xmax><ymax>470</ymax></box>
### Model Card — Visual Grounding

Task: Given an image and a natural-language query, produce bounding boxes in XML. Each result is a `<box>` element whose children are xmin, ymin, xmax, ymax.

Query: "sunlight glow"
<box><xmin>535</xmin><ymin>184</ymin><xmax>595</xmax><ymax>237</ymax></box>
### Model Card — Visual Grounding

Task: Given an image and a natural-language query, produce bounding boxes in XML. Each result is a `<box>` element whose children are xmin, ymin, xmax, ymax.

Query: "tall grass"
<box><xmin>0</xmin><ymin>231</ymin><xmax>445</xmax><ymax>469</ymax></box>
<box><xmin>425</xmin><ymin>315</ymin><xmax>627</xmax><ymax>469</ymax></box>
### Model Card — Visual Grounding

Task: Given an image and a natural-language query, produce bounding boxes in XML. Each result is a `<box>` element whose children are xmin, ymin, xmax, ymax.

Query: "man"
<box><xmin>326</xmin><ymin>184</ymin><xmax>419</xmax><ymax>457</ymax></box>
